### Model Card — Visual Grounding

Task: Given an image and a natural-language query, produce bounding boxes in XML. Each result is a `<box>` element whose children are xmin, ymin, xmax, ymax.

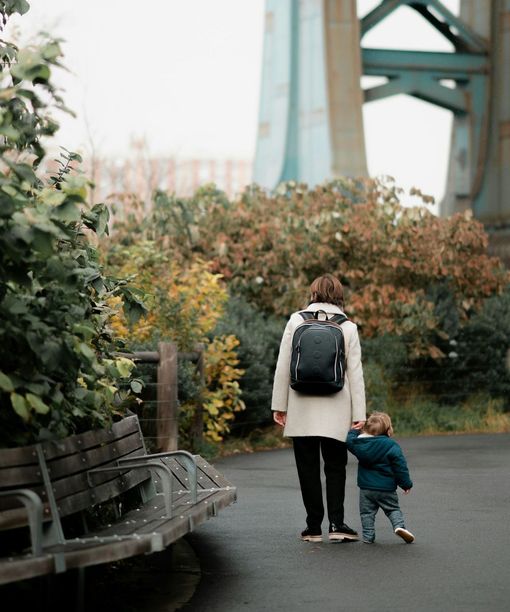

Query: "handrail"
<box><xmin>0</xmin><ymin>489</ymin><xmax>44</xmax><ymax>555</ymax></box>
<box><xmin>87</xmin><ymin>462</ymin><xmax>175</xmax><ymax>518</ymax></box>
<box><xmin>119</xmin><ymin>450</ymin><xmax>198</xmax><ymax>504</ymax></box>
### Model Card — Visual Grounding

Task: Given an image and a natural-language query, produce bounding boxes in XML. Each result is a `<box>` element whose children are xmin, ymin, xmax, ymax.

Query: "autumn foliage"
<box><xmin>136</xmin><ymin>180</ymin><xmax>508</xmax><ymax>361</ymax></box>
<box><xmin>105</xmin><ymin>241</ymin><xmax>245</xmax><ymax>442</ymax></box>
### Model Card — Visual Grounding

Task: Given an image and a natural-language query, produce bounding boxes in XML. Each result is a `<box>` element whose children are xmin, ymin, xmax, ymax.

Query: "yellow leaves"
<box><xmin>201</xmin><ymin>335</ymin><xmax>245</xmax><ymax>442</ymax></box>
<box><xmin>104</xmin><ymin>239</ymin><xmax>244</xmax><ymax>444</ymax></box>
<box><xmin>105</xmin><ymin>242</ymin><xmax>228</xmax><ymax>349</ymax></box>
<box><xmin>115</xmin><ymin>357</ymin><xmax>135</xmax><ymax>379</ymax></box>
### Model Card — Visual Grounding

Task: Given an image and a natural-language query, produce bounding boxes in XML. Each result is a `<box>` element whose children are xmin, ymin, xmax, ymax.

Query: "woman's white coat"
<box><xmin>271</xmin><ymin>302</ymin><xmax>366</xmax><ymax>442</ymax></box>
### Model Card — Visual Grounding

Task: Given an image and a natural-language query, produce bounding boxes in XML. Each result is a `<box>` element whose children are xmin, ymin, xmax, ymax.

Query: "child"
<box><xmin>346</xmin><ymin>412</ymin><xmax>414</xmax><ymax>544</ymax></box>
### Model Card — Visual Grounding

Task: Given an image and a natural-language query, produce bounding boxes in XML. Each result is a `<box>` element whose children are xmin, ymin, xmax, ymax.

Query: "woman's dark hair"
<box><xmin>309</xmin><ymin>274</ymin><xmax>344</xmax><ymax>308</ymax></box>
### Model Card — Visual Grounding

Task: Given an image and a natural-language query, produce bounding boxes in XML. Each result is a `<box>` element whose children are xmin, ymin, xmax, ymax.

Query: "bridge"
<box><xmin>253</xmin><ymin>0</ymin><xmax>510</xmax><ymax>260</ymax></box>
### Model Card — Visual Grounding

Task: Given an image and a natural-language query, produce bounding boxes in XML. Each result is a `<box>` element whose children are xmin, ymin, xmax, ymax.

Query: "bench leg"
<box><xmin>76</xmin><ymin>567</ymin><xmax>85</xmax><ymax>612</ymax></box>
<box><xmin>44</xmin><ymin>567</ymin><xmax>86</xmax><ymax>612</ymax></box>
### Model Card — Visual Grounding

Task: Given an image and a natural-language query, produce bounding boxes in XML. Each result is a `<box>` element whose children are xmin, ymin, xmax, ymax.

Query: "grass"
<box><xmin>388</xmin><ymin>396</ymin><xmax>510</xmax><ymax>437</ymax></box>
<box><xmin>201</xmin><ymin>397</ymin><xmax>510</xmax><ymax>460</ymax></box>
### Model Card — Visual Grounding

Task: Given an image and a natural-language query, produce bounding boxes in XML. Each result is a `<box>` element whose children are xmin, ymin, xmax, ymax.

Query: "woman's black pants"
<box><xmin>292</xmin><ymin>436</ymin><xmax>347</xmax><ymax>529</ymax></box>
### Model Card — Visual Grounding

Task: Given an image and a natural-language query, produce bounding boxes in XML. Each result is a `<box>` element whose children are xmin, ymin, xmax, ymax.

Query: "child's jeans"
<box><xmin>359</xmin><ymin>488</ymin><xmax>406</xmax><ymax>542</ymax></box>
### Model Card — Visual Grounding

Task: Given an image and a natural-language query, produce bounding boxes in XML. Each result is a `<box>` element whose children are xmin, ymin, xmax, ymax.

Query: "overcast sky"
<box><xmin>7</xmin><ymin>0</ymin><xmax>460</xmax><ymax>205</ymax></box>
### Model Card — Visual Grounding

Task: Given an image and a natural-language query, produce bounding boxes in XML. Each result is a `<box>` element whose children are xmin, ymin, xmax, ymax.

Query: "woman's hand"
<box><xmin>273</xmin><ymin>411</ymin><xmax>287</xmax><ymax>427</ymax></box>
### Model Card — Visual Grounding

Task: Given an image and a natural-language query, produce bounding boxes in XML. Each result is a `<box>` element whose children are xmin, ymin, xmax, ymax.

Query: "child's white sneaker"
<box><xmin>395</xmin><ymin>527</ymin><xmax>414</xmax><ymax>543</ymax></box>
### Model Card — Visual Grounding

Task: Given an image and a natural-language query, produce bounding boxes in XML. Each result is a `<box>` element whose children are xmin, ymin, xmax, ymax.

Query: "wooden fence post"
<box><xmin>157</xmin><ymin>342</ymin><xmax>178</xmax><ymax>451</ymax></box>
<box><xmin>190</xmin><ymin>343</ymin><xmax>205</xmax><ymax>451</ymax></box>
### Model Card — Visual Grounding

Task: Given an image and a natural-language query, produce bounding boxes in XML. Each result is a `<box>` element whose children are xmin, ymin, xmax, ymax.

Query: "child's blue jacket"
<box><xmin>346</xmin><ymin>429</ymin><xmax>413</xmax><ymax>492</ymax></box>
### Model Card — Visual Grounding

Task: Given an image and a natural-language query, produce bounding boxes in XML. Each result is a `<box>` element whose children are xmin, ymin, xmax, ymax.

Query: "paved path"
<box><xmin>184</xmin><ymin>433</ymin><xmax>510</xmax><ymax>612</ymax></box>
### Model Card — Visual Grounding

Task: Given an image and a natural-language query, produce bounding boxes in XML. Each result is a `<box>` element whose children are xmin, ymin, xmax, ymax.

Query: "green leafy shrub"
<box><xmin>0</xmin><ymin>3</ymin><xmax>145</xmax><ymax>446</ymax></box>
<box><xmin>426</xmin><ymin>288</ymin><xmax>510</xmax><ymax>407</ymax></box>
<box><xmin>213</xmin><ymin>296</ymin><xmax>285</xmax><ymax>433</ymax></box>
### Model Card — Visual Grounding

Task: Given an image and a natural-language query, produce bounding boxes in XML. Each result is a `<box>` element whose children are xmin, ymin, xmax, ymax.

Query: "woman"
<box><xmin>272</xmin><ymin>274</ymin><xmax>366</xmax><ymax>542</ymax></box>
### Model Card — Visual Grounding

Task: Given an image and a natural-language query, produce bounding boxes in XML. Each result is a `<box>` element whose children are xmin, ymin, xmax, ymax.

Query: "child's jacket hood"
<box><xmin>346</xmin><ymin>430</ymin><xmax>413</xmax><ymax>492</ymax></box>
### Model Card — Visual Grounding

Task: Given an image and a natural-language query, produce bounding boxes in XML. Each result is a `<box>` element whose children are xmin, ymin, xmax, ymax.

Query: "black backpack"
<box><xmin>289</xmin><ymin>310</ymin><xmax>348</xmax><ymax>395</ymax></box>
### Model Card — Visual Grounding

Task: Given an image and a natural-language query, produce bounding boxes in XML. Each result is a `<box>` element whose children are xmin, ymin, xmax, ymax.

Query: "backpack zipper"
<box><xmin>295</xmin><ymin>344</ymin><xmax>301</xmax><ymax>380</ymax></box>
<box><xmin>334</xmin><ymin>336</ymin><xmax>339</xmax><ymax>382</ymax></box>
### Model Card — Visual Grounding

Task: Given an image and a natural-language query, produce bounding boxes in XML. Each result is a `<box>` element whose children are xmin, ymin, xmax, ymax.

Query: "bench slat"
<box><xmin>0</xmin><ymin>465</ymin><xmax>43</xmax><ymax>493</ymax></box>
<box><xmin>0</xmin><ymin>554</ymin><xmax>54</xmax><ymax>586</ymax></box>
<box><xmin>0</xmin><ymin>445</ymin><xmax>39</xmax><ymax>469</ymax></box>
<box><xmin>196</xmin><ymin>458</ymin><xmax>232</xmax><ymax>489</ymax></box>
<box><xmin>46</xmin><ymin>431</ymin><xmax>144</xmax><ymax>480</ymax></box>
<box><xmin>50</xmin><ymin>448</ymin><xmax>146</xmax><ymax>503</ymax></box>
<box><xmin>40</xmin><ymin>415</ymin><xmax>142</xmax><ymax>461</ymax></box>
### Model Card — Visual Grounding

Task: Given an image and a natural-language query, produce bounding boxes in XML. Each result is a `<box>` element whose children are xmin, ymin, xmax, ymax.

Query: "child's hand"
<box><xmin>403</xmin><ymin>489</ymin><xmax>411</xmax><ymax>495</ymax></box>
<box><xmin>351</xmin><ymin>420</ymin><xmax>365</xmax><ymax>430</ymax></box>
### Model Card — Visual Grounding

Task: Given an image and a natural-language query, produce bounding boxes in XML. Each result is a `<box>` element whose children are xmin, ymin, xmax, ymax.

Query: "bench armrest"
<box><xmin>86</xmin><ymin>462</ymin><xmax>175</xmax><ymax>517</ymax></box>
<box><xmin>0</xmin><ymin>489</ymin><xmax>43</xmax><ymax>555</ymax></box>
<box><xmin>119</xmin><ymin>451</ymin><xmax>198</xmax><ymax>503</ymax></box>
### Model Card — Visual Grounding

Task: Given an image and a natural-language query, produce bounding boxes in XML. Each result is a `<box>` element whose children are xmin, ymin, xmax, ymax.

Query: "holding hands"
<box><xmin>273</xmin><ymin>411</ymin><xmax>287</xmax><ymax>427</ymax></box>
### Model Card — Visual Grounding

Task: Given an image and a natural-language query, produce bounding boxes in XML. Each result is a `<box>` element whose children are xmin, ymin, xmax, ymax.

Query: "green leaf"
<box><xmin>115</xmin><ymin>357</ymin><xmax>133</xmax><ymax>378</ymax></box>
<box><xmin>78</xmin><ymin>342</ymin><xmax>95</xmax><ymax>361</ymax></box>
<box><xmin>41</xmin><ymin>41</ymin><xmax>61</xmax><ymax>62</ymax></box>
<box><xmin>39</xmin><ymin>187</ymin><xmax>66</xmax><ymax>207</ymax></box>
<box><xmin>25</xmin><ymin>380</ymin><xmax>50</xmax><ymax>395</ymax></box>
<box><xmin>120</xmin><ymin>287</ymin><xmax>148</xmax><ymax>324</ymax></box>
<box><xmin>130</xmin><ymin>380</ymin><xmax>143</xmax><ymax>394</ymax></box>
<box><xmin>72</xmin><ymin>323</ymin><xmax>96</xmax><ymax>341</ymax></box>
<box><xmin>8</xmin><ymin>0</ymin><xmax>30</xmax><ymax>16</ymax></box>
<box><xmin>11</xmin><ymin>50</ymin><xmax>51</xmax><ymax>83</ymax></box>
<box><xmin>0</xmin><ymin>372</ymin><xmax>14</xmax><ymax>392</ymax></box>
<box><xmin>52</xmin><ymin>200</ymin><xmax>81</xmax><ymax>222</ymax></box>
<box><xmin>0</xmin><ymin>125</ymin><xmax>20</xmax><ymax>140</ymax></box>
<box><xmin>10</xmin><ymin>393</ymin><xmax>30</xmax><ymax>421</ymax></box>
<box><xmin>85</xmin><ymin>204</ymin><xmax>110</xmax><ymax>236</ymax></box>
<box><xmin>26</xmin><ymin>393</ymin><xmax>50</xmax><ymax>414</ymax></box>
<box><xmin>62</xmin><ymin>175</ymin><xmax>88</xmax><ymax>200</ymax></box>
<box><xmin>39</xmin><ymin>340</ymin><xmax>64</xmax><ymax>369</ymax></box>
<box><xmin>32</xmin><ymin>227</ymin><xmax>55</xmax><ymax>255</ymax></box>
<box><xmin>2</xmin><ymin>294</ymin><xmax>28</xmax><ymax>314</ymax></box>
<box><xmin>4</xmin><ymin>161</ymin><xmax>38</xmax><ymax>185</ymax></box>
<box><xmin>0</xmin><ymin>192</ymin><xmax>15</xmax><ymax>217</ymax></box>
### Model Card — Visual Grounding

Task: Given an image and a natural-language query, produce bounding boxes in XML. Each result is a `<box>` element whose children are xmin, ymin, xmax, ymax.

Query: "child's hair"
<box><xmin>363</xmin><ymin>412</ymin><xmax>394</xmax><ymax>437</ymax></box>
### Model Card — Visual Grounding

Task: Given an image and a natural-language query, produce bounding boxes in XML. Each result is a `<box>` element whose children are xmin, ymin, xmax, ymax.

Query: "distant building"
<box><xmin>43</xmin><ymin>155</ymin><xmax>252</xmax><ymax>210</ymax></box>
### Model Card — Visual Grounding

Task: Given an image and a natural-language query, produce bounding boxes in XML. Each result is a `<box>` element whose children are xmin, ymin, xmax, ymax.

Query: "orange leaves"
<box><xmin>111</xmin><ymin>180</ymin><xmax>509</xmax><ymax>364</ymax></box>
<box><xmin>428</xmin><ymin>345</ymin><xmax>446</xmax><ymax>359</ymax></box>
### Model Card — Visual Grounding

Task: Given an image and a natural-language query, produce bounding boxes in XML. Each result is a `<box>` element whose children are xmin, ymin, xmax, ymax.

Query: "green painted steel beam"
<box><xmin>361</xmin><ymin>0</ymin><xmax>488</xmax><ymax>53</ymax></box>
<box><xmin>361</xmin><ymin>0</ymin><xmax>406</xmax><ymax>36</ymax></box>
<box><xmin>363</xmin><ymin>74</ymin><xmax>468</xmax><ymax>113</ymax></box>
<box><xmin>362</xmin><ymin>48</ymin><xmax>488</xmax><ymax>77</ymax></box>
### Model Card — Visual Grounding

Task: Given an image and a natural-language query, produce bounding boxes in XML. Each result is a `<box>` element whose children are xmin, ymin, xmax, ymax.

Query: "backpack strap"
<box><xmin>330</xmin><ymin>313</ymin><xmax>348</xmax><ymax>325</ymax></box>
<box><xmin>299</xmin><ymin>311</ymin><xmax>348</xmax><ymax>324</ymax></box>
<box><xmin>299</xmin><ymin>311</ymin><xmax>315</xmax><ymax>321</ymax></box>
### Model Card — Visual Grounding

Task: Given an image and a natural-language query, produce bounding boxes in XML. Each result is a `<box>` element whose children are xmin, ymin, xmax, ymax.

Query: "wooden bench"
<box><xmin>0</xmin><ymin>414</ymin><xmax>236</xmax><ymax>586</ymax></box>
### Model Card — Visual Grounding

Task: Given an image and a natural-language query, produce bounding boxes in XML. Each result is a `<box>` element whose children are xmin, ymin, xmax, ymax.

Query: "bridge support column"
<box><xmin>253</xmin><ymin>0</ymin><xmax>367</xmax><ymax>189</ymax></box>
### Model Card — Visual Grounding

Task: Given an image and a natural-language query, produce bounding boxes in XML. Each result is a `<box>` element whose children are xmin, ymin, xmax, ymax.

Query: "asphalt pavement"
<box><xmin>184</xmin><ymin>433</ymin><xmax>510</xmax><ymax>612</ymax></box>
